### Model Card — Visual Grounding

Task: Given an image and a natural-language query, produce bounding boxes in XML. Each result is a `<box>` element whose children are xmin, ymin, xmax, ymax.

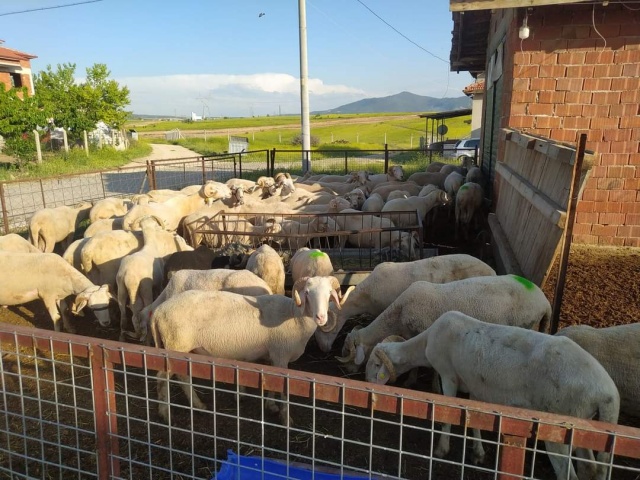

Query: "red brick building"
<box><xmin>450</xmin><ymin>1</ymin><xmax>640</xmax><ymax>247</ymax></box>
<box><xmin>0</xmin><ymin>43</ymin><xmax>37</xmax><ymax>98</ymax></box>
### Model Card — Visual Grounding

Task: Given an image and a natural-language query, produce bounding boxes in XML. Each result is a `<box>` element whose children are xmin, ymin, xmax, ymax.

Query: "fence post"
<box><xmin>83</xmin><ymin>130</ymin><xmax>90</xmax><ymax>156</ymax></box>
<box><xmin>39</xmin><ymin>179</ymin><xmax>46</xmax><ymax>208</ymax></box>
<box><xmin>62</xmin><ymin>128</ymin><xmax>69</xmax><ymax>153</ymax></box>
<box><xmin>0</xmin><ymin>183</ymin><xmax>9</xmax><ymax>234</ymax></box>
<box><xmin>32</xmin><ymin>130</ymin><xmax>42</xmax><ymax>164</ymax></box>
<box><xmin>147</xmin><ymin>161</ymin><xmax>157</xmax><ymax>190</ymax></box>
<box><xmin>270</xmin><ymin>149</ymin><xmax>276</xmax><ymax>177</ymax></box>
<box><xmin>344</xmin><ymin>151</ymin><xmax>348</xmax><ymax>175</ymax></box>
<box><xmin>384</xmin><ymin>144</ymin><xmax>389</xmax><ymax>173</ymax></box>
<box><xmin>201</xmin><ymin>156</ymin><xmax>206</xmax><ymax>184</ymax></box>
<box><xmin>497</xmin><ymin>434</ymin><xmax>527</xmax><ymax>480</ymax></box>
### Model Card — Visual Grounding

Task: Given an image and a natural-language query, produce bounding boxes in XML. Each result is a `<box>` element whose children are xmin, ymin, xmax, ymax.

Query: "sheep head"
<box><xmin>71</xmin><ymin>284</ymin><xmax>113</xmax><ymax>327</ymax></box>
<box><xmin>335</xmin><ymin>326</ymin><xmax>363</xmax><ymax>364</ymax></box>
<box><xmin>387</xmin><ymin>165</ymin><xmax>404</xmax><ymax>181</ymax></box>
<box><xmin>292</xmin><ymin>276</ymin><xmax>349</xmax><ymax>327</ymax></box>
<box><xmin>366</xmin><ymin>336</ymin><xmax>406</xmax><ymax>385</ymax></box>
<box><xmin>202</xmin><ymin>181</ymin><xmax>232</xmax><ymax>204</ymax></box>
<box><xmin>230</xmin><ymin>185</ymin><xmax>245</xmax><ymax>206</ymax></box>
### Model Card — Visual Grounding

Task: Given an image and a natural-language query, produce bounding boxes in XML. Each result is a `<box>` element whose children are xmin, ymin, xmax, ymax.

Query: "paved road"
<box><xmin>122</xmin><ymin>143</ymin><xmax>202</xmax><ymax>167</ymax></box>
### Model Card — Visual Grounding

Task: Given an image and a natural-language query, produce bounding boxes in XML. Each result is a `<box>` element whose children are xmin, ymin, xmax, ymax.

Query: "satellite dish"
<box><xmin>437</xmin><ymin>124</ymin><xmax>449</xmax><ymax>136</ymax></box>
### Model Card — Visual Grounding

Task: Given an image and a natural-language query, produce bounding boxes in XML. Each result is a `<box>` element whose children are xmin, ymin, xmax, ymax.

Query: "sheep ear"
<box><xmin>354</xmin><ymin>344</ymin><xmax>366</xmax><ymax>366</ymax></box>
<box><xmin>71</xmin><ymin>294</ymin><xmax>89</xmax><ymax>315</ymax></box>
<box><xmin>376</xmin><ymin>364</ymin><xmax>390</xmax><ymax>385</ymax></box>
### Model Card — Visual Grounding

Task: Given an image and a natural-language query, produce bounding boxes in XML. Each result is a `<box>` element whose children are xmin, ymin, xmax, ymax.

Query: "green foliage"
<box><xmin>291</xmin><ymin>133</ymin><xmax>320</xmax><ymax>147</ymax></box>
<box><xmin>0</xmin><ymin>84</ymin><xmax>46</xmax><ymax>137</ymax></box>
<box><xmin>34</xmin><ymin>63</ymin><xmax>130</xmax><ymax>142</ymax></box>
<box><xmin>3</xmin><ymin>135</ymin><xmax>37</xmax><ymax>166</ymax></box>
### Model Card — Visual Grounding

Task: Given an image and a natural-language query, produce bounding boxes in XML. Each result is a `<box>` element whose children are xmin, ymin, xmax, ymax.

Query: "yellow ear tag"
<box><xmin>378</xmin><ymin>372</ymin><xmax>386</xmax><ymax>380</ymax></box>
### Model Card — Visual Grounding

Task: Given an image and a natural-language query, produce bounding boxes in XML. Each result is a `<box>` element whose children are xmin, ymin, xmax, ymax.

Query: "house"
<box><xmin>463</xmin><ymin>75</ymin><xmax>485</xmax><ymax>138</ymax></box>
<box><xmin>0</xmin><ymin>41</ymin><xmax>37</xmax><ymax>97</ymax></box>
<box><xmin>450</xmin><ymin>0</ymin><xmax>640</xmax><ymax>247</ymax></box>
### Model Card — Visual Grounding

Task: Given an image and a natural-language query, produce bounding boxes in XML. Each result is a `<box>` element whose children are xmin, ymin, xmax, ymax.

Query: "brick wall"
<box><xmin>502</xmin><ymin>4</ymin><xmax>640</xmax><ymax>247</ymax></box>
<box><xmin>0</xmin><ymin>59</ymin><xmax>34</xmax><ymax>98</ymax></box>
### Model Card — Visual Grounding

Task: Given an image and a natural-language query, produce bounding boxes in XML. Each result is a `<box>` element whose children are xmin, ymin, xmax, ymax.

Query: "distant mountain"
<box><xmin>317</xmin><ymin>91</ymin><xmax>470</xmax><ymax>114</ymax></box>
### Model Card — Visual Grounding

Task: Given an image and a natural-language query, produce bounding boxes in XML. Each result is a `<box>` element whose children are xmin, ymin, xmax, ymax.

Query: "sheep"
<box><xmin>122</xmin><ymin>181</ymin><xmax>232</xmax><ymax>232</ymax></box>
<box><xmin>28</xmin><ymin>201</ymin><xmax>92</xmax><ymax>253</ymax></box>
<box><xmin>313</xmin><ymin>253</ymin><xmax>496</xmax><ymax>353</ymax></box>
<box><xmin>0</xmin><ymin>252</ymin><xmax>113</xmax><ymax>333</ymax></box>
<box><xmin>226</xmin><ymin>178</ymin><xmax>258</xmax><ymax>193</ymax></box>
<box><xmin>191</xmin><ymin>216</ymin><xmax>281</xmax><ymax>249</ymax></box>
<box><xmin>455</xmin><ymin>182</ymin><xmax>484</xmax><ymax>240</ymax></box>
<box><xmin>439</xmin><ymin>164</ymin><xmax>466</xmax><ymax>176</ymax></box>
<box><xmin>80</xmin><ymin>229</ymin><xmax>144</xmax><ymax>287</ymax></box>
<box><xmin>370</xmin><ymin>182</ymin><xmax>422</xmax><ymax>201</ymax></box>
<box><xmin>424</xmin><ymin>311</ymin><xmax>619</xmax><ymax>480</ymax></box>
<box><xmin>151</xmin><ymin>275</ymin><xmax>349</xmax><ymax>425</ymax></box>
<box><xmin>555</xmin><ymin>323</ymin><xmax>640</xmax><ymax>418</ymax></box>
<box><xmin>367</xmin><ymin>165</ymin><xmax>404</xmax><ymax>187</ymax></box>
<box><xmin>289</xmin><ymin>247</ymin><xmax>334</xmax><ymax>285</ymax></box>
<box><xmin>115</xmin><ymin>216</ymin><xmax>193</xmax><ymax>341</ymax></box>
<box><xmin>245</xmin><ymin>244</ymin><xmax>286</xmax><ymax>295</ymax></box>
<box><xmin>405</xmin><ymin>171</ymin><xmax>448</xmax><ymax>188</ymax></box>
<box><xmin>162</xmin><ymin>245</ymin><xmax>229</xmax><ymax>286</ymax></box>
<box><xmin>254</xmin><ymin>176</ymin><xmax>278</xmax><ymax>198</ymax></box>
<box><xmin>337</xmin><ymin>274</ymin><xmax>552</xmax><ymax>369</ymax></box>
<box><xmin>343</xmin><ymin>188</ymin><xmax>367</xmax><ymax>209</ymax></box>
<box><xmin>381</xmin><ymin>189</ymin><xmax>451</xmax><ymax>228</ymax></box>
<box><xmin>89</xmin><ymin>197</ymin><xmax>131</xmax><ymax>223</ymax></box>
<box><xmin>425</xmin><ymin>161</ymin><xmax>445</xmax><ymax>172</ymax></box>
<box><xmin>443</xmin><ymin>171</ymin><xmax>465</xmax><ymax>199</ymax></box>
<box><xmin>0</xmin><ymin>233</ymin><xmax>41</xmax><ymax>253</ymax></box>
<box><xmin>274</xmin><ymin>172</ymin><xmax>296</xmax><ymax>198</ymax></box>
<box><xmin>361</xmin><ymin>192</ymin><xmax>385</xmax><ymax>213</ymax></box>
<box><xmin>63</xmin><ymin>237</ymin><xmax>91</xmax><ymax>271</ymax></box>
<box><xmin>385</xmin><ymin>190</ymin><xmax>411</xmax><ymax>202</ymax></box>
<box><xmin>134</xmin><ymin>268</ymin><xmax>273</xmax><ymax>343</ymax></box>
<box><xmin>83</xmin><ymin>217</ymin><xmax>124</xmax><ymax>238</ymax></box>
<box><xmin>418</xmin><ymin>184</ymin><xmax>440</xmax><ymax>197</ymax></box>
<box><xmin>466</xmin><ymin>166</ymin><xmax>485</xmax><ymax>187</ymax></box>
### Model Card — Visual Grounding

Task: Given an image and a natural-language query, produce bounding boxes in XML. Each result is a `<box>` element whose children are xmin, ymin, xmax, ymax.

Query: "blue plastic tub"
<box><xmin>214</xmin><ymin>450</ymin><xmax>373</xmax><ymax>480</ymax></box>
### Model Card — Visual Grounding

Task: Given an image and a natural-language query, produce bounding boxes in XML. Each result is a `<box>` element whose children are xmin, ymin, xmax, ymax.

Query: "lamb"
<box><xmin>245</xmin><ymin>244</ymin><xmax>286</xmax><ymax>295</ymax></box>
<box><xmin>361</xmin><ymin>192</ymin><xmax>385</xmax><ymax>213</ymax></box>
<box><xmin>89</xmin><ymin>197</ymin><xmax>131</xmax><ymax>223</ymax></box>
<box><xmin>0</xmin><ymin>252</ymin><xmax>113</xmax><ymax>333</ymax></box>
<box><xmin>122</xmin><ymin>181</ymin><xmax>232</xmax><ymax>232</ymax></box>
<box><xmin>405</xmin><ymin>171</ymin><xmax>448</xmax><ymax>188</ymax></box>
<box><xmin>151</xmin><ymin>275</ymin><xmax>349</xmax><ymax>425</ymax></box>
<box><xmin>425</xmin><ymin>311</ymin><xmax>619</xmax><ymax>480</ymax></box>
<box><xmin>29</xmin><ymin>201</ymin><xmax>92</xmax><ymax>253</ymax></box>
<box><xmin>289</xmin><ymin>247</ymin><xmax>334</xmax><ymax>284</ymax></box>
<box><xmin>455</xmin><ymin>182</ymin><xmax>484</xmax><ymax>240</ymax></box>
<box><xmin>115</xmin><ymin>216</ymin><xmax>193</xmax><ymax>341</ymax></box>
<box><xmin>0</xmin><ymin>233</ymin><xmax>41</xmax><ymax>253</ymax></box>
<box><xmin>134</xmin><ymin>268</ymin><xmax>272</xmax><ymax>343</ymax></box>
<box><xmin>381</xmin><ymin>190</ymin><xmax>451</xmax><ymax>228</ymax></box>
<box><xmin>555</xmin><ymin>323</ymin><xmax>640</xmax><ymax>418</ymax></box>
<box><xmin>338</xmin><ymin>274</ymin><xmax>552</xmax><ymax>369</ymax></box>
<box><xmin>313</xmin><ymin>253</ymin><xmax>496</xmax><ymax>352</ymax></box>
<box><xmin>83</xmin><ymin>217</ymin><xmax>124</xmax><ymax>238</ymax></box>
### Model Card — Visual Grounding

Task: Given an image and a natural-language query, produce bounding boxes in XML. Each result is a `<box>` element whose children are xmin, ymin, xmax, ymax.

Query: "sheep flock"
<box><xmin>0</xmin><ymin>166</ymin><xmax>637</xmax><ymax>478</ymax></box>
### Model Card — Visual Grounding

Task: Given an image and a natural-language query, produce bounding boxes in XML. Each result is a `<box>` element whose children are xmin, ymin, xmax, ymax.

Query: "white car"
<box><xmin>453</xmin><ymin>138</ymin><xmax>480</xmax><ymax>160</ymax></box>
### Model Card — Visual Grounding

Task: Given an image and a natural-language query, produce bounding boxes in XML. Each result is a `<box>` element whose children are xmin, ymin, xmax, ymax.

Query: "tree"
<box><xmin>34</xmin><ymin>63</ymin><xmax>131</xmax><ymax>141</ymax></box>
<box><xmin>0</xmin><ymin>85</ymin><xmax>45</xmax><ymax>163</ymax></box>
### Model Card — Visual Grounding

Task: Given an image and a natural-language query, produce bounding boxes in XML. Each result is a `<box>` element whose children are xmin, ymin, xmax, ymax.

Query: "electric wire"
<box><xmin>0</xmin><ymin>0</ymin><xmax>103</xmax><ymax>17</ymax></box>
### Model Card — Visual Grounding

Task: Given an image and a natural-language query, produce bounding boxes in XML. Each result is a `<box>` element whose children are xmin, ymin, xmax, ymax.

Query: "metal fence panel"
<box><xmin>1</xmin><ymin>324</ymin><xmax>640</xmax><ymax>480</ymax></box>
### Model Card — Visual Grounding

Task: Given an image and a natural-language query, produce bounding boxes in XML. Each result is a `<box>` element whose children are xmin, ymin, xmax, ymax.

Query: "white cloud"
<box><xmin>116</xmin><ymin>73</ymin><xmax>366</xmax><ymax>117</ymax></box>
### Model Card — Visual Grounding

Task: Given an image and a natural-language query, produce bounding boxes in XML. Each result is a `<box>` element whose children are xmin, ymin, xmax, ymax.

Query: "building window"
<box><xmin>10</xmin><ymin>72</ymin><xmax>22</xmax><ymax>88</ymax></box>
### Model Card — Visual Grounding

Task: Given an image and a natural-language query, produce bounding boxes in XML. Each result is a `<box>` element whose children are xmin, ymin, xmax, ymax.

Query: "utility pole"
<box><xmin>298</xmin><ymin>0</ymin><xmax>311</xmax><ymax>172</ymax></box>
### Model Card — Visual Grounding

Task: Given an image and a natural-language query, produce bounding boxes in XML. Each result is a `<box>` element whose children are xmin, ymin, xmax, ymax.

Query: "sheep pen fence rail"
<box><xmin>0</xmin><ymin>147</ymin><xmax>443</xmax><ymax>234</ymax></box>
<box><xmin>1</xmin><ymin>323</ymin><xmax>640</xmax><ymax>480</ymax></box>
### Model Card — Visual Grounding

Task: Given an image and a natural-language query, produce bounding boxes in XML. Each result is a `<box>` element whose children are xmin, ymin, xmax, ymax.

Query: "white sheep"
<box><xmin>89</xmin><ymin>197</ymin><xmax>131</xmax><ymax>223</ymax></box>
<box><xmin>385</xmin><ymin>190</ymin><xmax>411</xmax><ymax>202</ymax></box>
<box><xmin>343</xmin><ymin>188</ymin><xmax>367</xmax><ymax>209</ymax></box>
<box><xmin>381</xmin><ymin>189</ymin><xmax>451</xmax><ymax>228</ymax></box>
<box><xmin>406</xmin><ymin>171</ymin><xmax>448</xmax><ymax>188</ymax></box>
<box><xmin>0</xmin><ymin>233</ymin><xmax>41</xmax><ymax>253</ymax></box>
<box><xmin>455</xmin><ymin>182</ymin><xmax>484</xmax><ymax>240</ymax></box>
<box><xmin>245</xmin><ymin>244</ymin><xmax>286</xmax><ymax>295</ymax></box>
<box><xmin>122</xmin><ymin>181</ymin><xmax>232</xmax><ymax>232</ymax></box>
<box><xmin>418</xmin><ymin>184</ymin><xmax>439</xmax><ymax>197</ymax></box>
<box><xmin>556</xmin><ymin>323</ymin><xmax>640</xmax><ymax>418</ymax></box>
<box><xmin>425</xmin><ymin>161</ymin><xmax>445</xmax><ymax>172</ymax></box>
<box><xmin>443</xmin><ymin>171</ymin><xmax>465</xmax><ymax>198</ymax></box>
<box><xmin>80</xmin><ymin>229</ymin><xmax>144</xmax><ymax>287</ymax></box>
<box><xmin>338</xmin><ymin>274</ymin><xmax>552</xmax><ymax>369</ymax></box>
<box><xmin>134</xmin><ymin>268</ymin><xmax>273</xmax><ymax>343</ymax></box>
<box><xmin>0</xmin><ymin>251</ymin><xmax>113</xmax><ymax>333</ymax></box>
<box><xmin>151</xmin><ymin>275</ymin><xmax>349</xmax><ymax>425</ymax></box>
<box><xmin>370</xmin><ymin>182</ymin><xmax>422</xmax><ymax>201</ymax></box>
<box><xmin>63</xmin><ymin>237</ymin><xmax>91</xmax><ymax>272</ymax></box>
<box><xmin>367</xmin><ymin>165</ymin><xmax>404</xmax><ymax>187</ymax></box>
<box><xmin>289</xmin><ymin>247</ymin><xmax>334</xmax><ymax>285</ymax></box>
<box><xmin>314</xmin><ymin>253</ymin><xmax>496</xmax><ymax>352</ymax></box>
<box><xmin>466</xmin><ymin>166</ymin><xmax>485</xmax><ymax>187</ymax></box>
<box><xmin>83</xmin><ymin>217</ymin><xmax>124</xmax><ymax>238</ymax></box>
<box><xmin>425</xmin><ymin>311</ymin><xmax>619</xmax><ymax>480</ymax></box>
<box><xmin>361</xmin><ymin>192</ymin><xmax>385</xmax><ymax>213</ymax></box>
<box><xmin>28</xmin><ymin>201</ymin><xmax>92</xmax><ymax>253</ymax></box>
<box><xmin>115</xmin><ymin>216</ymin><xmax>193</xmax><ymax>341</ymax></box>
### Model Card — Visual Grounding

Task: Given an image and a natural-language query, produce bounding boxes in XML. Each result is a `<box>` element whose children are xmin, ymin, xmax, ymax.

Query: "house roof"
<box><xmin>450</xmin><ymin>0</ymin><xmax>591</xmax><ymax>11</ymax></box>
<box><xmin>450</xmin><ymin>9</ymin><xmax>491</xmax><ymax>74</ymax></box>
<box><xmin>418</xmin><ymin>108</ymin><xmax>473</xmax><ymax>120</ymax></box>
<box><xmin>0</xmin><ymin>46</ymin><xmax>37</xmax><ymax>64</ymax></box>
<box><xmin>463</xmin><ymin>79</ymin><xmax>485</xmax><ymax>96</ymax></box>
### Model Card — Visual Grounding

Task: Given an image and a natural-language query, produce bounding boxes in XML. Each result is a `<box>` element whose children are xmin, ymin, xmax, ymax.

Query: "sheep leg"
<box><xmin>175</xmin><ymin>374</ymin><xmax>207</xmax><ymax>411</ymax></box>
<box><xmin>544</xmin><ymin>441</ymin><xmax>579</xmax><ymax>480</ymax></box>
<box><xmin>116</xmin><ymin>282</ymin><xmax>130</xmax><ymax>341</ymax></box>
<box><xmin>157</xmin><ymin>370</ymin><xmax>171</xmax><ymax>423</ymax></box>
<box><xmin>42</xmin><ymin>297</ymin><xmax>64</xmax><ymax>333</ymax></box>
<box><xmin>58</xmin><ymin>298</ymin><xmax>76</xmax><ymax>334</ymax></box>
<box><xmin>433</xmin><ymin>375</ymin><xmax>459</xmax><ymax>459</ymax></box>
<box><xmin>575</xmin><ymin>448</ymin><xmax>599</xmax><ymax>480</ymax></box>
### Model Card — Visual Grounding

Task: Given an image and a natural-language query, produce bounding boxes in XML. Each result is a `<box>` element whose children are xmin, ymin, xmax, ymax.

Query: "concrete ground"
<box><xmin>123</xmin><ymin>143</ymin><xmax>202</xmax><ymax>167</ymax></box>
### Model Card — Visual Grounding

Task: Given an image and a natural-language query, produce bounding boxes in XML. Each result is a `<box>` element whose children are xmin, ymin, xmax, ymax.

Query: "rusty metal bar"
<box><xmin>201</xmin><ymin>156</ymin><xmax>206</xmax><ymax>184</ymax></box>
<box><xmin>498</xmin><ymin>434</ymin><xmax>527</xmax><ymax>479</ymax></box>
<box><xmin>39</xmin><ymin>179</ymin><xmax>46</xmax><ymax>207</ymax></box>
<box><xmin>384</xmin><ymin>143</ymin><xmax>389</xmax><ymax>173</ymax></box>
<box><xmin>0</xmin><ymin>182</ymin><xmax>9</xmax><ymax>234</ymax></box>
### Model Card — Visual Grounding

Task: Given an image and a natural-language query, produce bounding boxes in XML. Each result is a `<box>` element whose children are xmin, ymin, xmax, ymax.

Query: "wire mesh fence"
<box><xmin>1</xmin><ymin>323</ymin><xmax>639</xmax><ymax>480</ymax></box>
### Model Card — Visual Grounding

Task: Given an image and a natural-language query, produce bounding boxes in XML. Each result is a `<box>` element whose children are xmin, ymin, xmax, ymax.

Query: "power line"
<box><xmin>355</xmin><ymin>0</ymin><xmax>449</xmax><ymax>64</ymax></box>
<box><xmin>0</xmin><ymin>0</ymin><xmax>103</xmax><ymax>17</ymax></box>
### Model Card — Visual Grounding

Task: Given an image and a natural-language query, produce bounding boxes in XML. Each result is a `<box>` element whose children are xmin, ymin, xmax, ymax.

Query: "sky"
<box><xmin>1</xmin><ymin>0</ymin><xmax>474</xmax><ymax>117</ymax></box>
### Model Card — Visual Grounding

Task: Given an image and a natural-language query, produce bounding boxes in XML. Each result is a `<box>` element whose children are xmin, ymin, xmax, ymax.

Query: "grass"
<box><xmin>0</xmin><ymin>141</ymin><xmax>152</xmax><ymax>182</ymax></box>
